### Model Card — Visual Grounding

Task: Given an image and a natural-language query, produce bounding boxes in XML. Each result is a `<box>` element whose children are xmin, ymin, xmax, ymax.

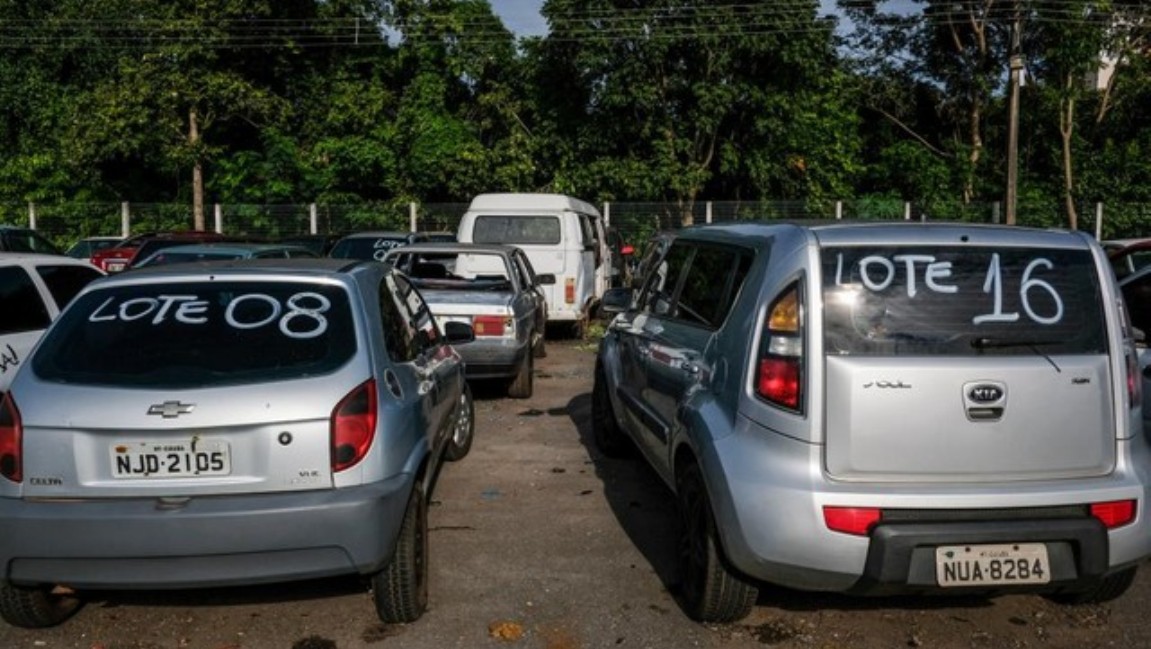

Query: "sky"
<box><xmin>488</xmin><ymin>1</ymin><xmax>914</xmax><ymax>38</ymax></box>
<box><xmin>490</xmin><ymin>0</ymin><xmax>844</xmax><ymax>37</ymax></box>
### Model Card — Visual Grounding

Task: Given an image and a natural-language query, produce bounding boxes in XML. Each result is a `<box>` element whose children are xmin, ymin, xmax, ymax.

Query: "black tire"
<box><xmin>444</xmin><ymin>383</ymin><xmax>474</xmax><ymax>462</ymax></box>
<box><xmin>676</xmin><ymin>464</ymin><xmax>757</xmax><ymax>623</ymax></box>
<box><xmin>372</xmin><ymin>482</ymin><xmax>429</xmax><ymax>624</ymax></box>
<box><xmin>507</xmin><ymin>352</ymin><xmax>533</xmax><ymax>399</ymax></box>
<box><xmin>0</xmin><ymin>583</ymin><xmax>82</xmax><ymax>629</ymax></box>
<box><xmin>592</xmin><ymin>361</ymin><xmax>631</xmax><ymax>458</ymax></box>
<box><xmin>1048</xmin><ymin>567</ymin><xmax>1137</xmax><ymax>605</ymax></box>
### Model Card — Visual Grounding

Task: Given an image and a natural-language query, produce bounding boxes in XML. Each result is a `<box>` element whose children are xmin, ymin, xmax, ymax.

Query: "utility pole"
<box><xmin>1005</xmin><ymin>2</ymin><xmax>1024</xmax><ymax>226</ymax></box>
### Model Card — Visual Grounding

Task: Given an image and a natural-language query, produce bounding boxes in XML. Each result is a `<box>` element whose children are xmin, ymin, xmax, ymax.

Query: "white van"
<box><xmin>457</xmin><ymin>193</ymin><xmax>610</xmax><ymax>334</ymax></box>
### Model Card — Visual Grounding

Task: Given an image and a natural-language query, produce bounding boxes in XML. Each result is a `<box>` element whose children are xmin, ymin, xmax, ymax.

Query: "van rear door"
<box><xmin>820</xmin><ymin>245</ymin><xmax>1117</xmax><ymax>483</ymax></box>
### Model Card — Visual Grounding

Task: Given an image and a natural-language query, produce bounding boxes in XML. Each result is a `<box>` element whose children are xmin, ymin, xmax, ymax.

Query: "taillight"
<box><xmin>565</xmin><ymin>277</ymin><xmax>575</xmax><ymax>304</ymax></box>
<box><xmin>1126</xmin><ymin>351</ymin><xmax>1141</xmax><ymax>409</ymax></box>
<box><xmin>824</xmin><ymin>506</ymin><xmax>881</xmax><ymax>535</ymax></box>
<box><xmin>755</xmin><ymin>285</ymin><xmax>803</xmax><ymax>411</ymax></box>
<box><xmin>331</xmin><ymin>380</ymin><xmax>377</xmax><ymax>472</ymax></box>
<box><xmin>1091</xmin><ymin>500</ymin><xmax>1136</xmax><ymax>529</ymax></box>
<box><xmin>473</xmin><ymin>315</ymin><xmax>510</xmax><ymax>337</ymax></box>
<box><xmin>0</xmin><ymin>392</ymin><xmax>23</xmax><ymax>483</ymax></box>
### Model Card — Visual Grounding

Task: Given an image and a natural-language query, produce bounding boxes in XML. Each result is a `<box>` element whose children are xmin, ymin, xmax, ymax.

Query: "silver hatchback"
<box><xmin>0</xmin><ymin>258</ymin><xmax>476</xmax><ymax>628</ymax></box>
<box><xmin>595</xmin><ymin>222</ymin><xmax>1151</xmax><ymax>622</ymax></box>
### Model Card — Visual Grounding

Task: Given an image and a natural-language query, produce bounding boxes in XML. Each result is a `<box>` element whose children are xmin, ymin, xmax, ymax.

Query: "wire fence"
<box><xmin>4</xmin><ymin>198</ymin><xmax>1151</xmax><ymax>251</ymax></box>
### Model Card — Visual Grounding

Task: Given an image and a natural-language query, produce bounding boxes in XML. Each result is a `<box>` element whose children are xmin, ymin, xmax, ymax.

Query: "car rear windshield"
<box><xmin>821</xmin><ymin>246</ymin><xmax>1107</xmax><ymax>356</ymax></box>
<box><xmin>329</xmin><ymin>236</ymin><xmax>408</xmax><ymax>261</ymax></box>
<box><xmin>472</xmin><ymin>215</ymin><xmax>560</xmax><ymax>245</ymax></box>
<box><xmin>32</xmin><ymin>280</ymin><xmax>356</xmax><ymax>388</ymax></box>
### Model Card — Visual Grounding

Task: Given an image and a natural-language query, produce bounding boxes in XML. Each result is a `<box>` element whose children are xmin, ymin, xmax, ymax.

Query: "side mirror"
<box><xmin>600</xmin><ymin>287</ymin><xmax>633</xmax><ymax>315</ymax></box>
<box><xmin>535</xmin><ymin>273</ymin><xmax>556</xmax><ymax>285</ymax></box>
<box><xmin>443</xmin><ymin>321</ymin><xmax>475</xmax><ymax>344</ymax></box>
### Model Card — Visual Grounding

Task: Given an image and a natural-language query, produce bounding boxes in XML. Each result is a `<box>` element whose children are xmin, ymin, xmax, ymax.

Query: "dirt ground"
<box><xmin>2</xmin><ymin>338</ymin><xmax>1151</xmax><ymax>649</ymax></box>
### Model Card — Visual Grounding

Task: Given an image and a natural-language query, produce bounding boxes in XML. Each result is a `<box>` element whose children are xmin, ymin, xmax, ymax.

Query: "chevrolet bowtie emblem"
<box><xmin>147</xmin><ymin>401</ymin><xmax>195</xmax><ymax>418</ymax></box>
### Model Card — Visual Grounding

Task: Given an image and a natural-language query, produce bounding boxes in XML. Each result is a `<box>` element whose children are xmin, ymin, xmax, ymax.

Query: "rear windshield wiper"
<box><xmin>970</xmin><ymin>337</ymin><xmax>1062</xmax><ymax>372</ymax></box>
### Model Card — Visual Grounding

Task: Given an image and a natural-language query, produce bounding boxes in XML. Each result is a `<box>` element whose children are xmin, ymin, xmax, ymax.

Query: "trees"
<box><xmin>539</xmin><ymin>0</ymin><xmax>859</xmax><ymax>224</ymax></box>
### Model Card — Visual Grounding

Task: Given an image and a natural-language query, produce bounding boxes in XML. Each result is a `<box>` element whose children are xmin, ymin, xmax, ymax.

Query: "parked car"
<box><xmin>0</xmin><ymin>258</ymin><xmax>476</xmax><ymax>628</ymax></box>
<box><xmin>0</xmin><ymin>254</ymin><xmax>104</xmax><ymax>395</ymax></box>
<box><xmin>64</xmin><ymin>236</ymin><xmax>123</xmax><ymax>260</ymax></box>
<box><xmin>277</xmin><ymin>233</ymin><xmax>345</xmax><ymax>257</ymax></box>
<box><xmin>604</xmin><ymin>227</ymin><xmax>635</xmax><ymax>288</ymax></box>
<box><xmin>0</xmin><ymin>226</ymin><xmax>63</xmax><ymax>255</ymax></box>
<box><xmin>1104</xmin><ymin>237</ymin><xmax>1151</xmax><ymax>280</ymax></box>
<box><xmin>384</xmin><ymin>242</ymin><xmax>551</xmax><ymax>398</ymax></box>
<box><xmin>593</xmin><ymin>221</ymin><xmax>1149</xmax><ymax>623</ymax></box>
<box><xmin>89</xmin><ymin>231</ymin><xmax>232</xmax><ymax>273</ymax></box>
<box><xmin>328</xmin><ymin>231</ymin><xmax>429</xmax><ymax>262</ymax></box>
<box><xmin>133</xmin><ymin>242</ymin><xmax>319</xmax><ymax>267</ymax></box>
<box><xmin>456</xmin><ymin>193</ymin><xmax>610</xmax><ymax>336</ymax></box>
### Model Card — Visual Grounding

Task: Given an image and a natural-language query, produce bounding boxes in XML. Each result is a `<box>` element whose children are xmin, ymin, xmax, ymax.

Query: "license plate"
<box><xmin>106</xmin><ymin>262</ymin><xmax>126</xmax><ymax>272</ymax></box>
<box><xmin>110</xmin><ymin>439</ymin><xmax>231</xmax><ymax>478</ymax></box>
<box><xmin>936</xmin><ymin>543</ymin><xmax>1050</xmax><ymax>586</ymax></box>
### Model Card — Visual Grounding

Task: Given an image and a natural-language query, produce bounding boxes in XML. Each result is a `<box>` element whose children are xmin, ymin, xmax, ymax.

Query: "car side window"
<box><xmin>378</xmin><ymin>272</ymin><xmax>441</xmax><ymax>363</ymax></box>
<box><xmin>0</xmin><ymin>266</ymin><xmax>52</xmax><ymax>335</ymax></box>
<box><xmin>638</xmin><ymin>241</ymin><xmax>751</xmax><ymax>329</ymax></box>
<box><xmin>36</xmin><ymin>265</ymin><xmax>103</xmax><ymax>311</ymax></box>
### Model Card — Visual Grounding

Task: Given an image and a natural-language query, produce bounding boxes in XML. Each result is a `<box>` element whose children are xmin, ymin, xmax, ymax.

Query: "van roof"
<box><xmin>466</xmin><ymin>193</ymin><xmax>600</xmax><ymax>216</ymax></box>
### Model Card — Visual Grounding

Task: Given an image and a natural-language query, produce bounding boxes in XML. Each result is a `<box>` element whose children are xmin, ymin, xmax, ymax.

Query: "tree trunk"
<box><xmin>190</xmin><ymin>107</ymin><xmax>205</xmax><ymax>231</ymax></box>
<box><xmin>1060</xmin><ymin>75</ymin><xmax>1078</xmax><ymax>231</ymax></box>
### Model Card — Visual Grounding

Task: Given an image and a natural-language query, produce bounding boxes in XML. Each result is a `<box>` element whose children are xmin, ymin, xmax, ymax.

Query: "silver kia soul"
<box><xmin>594</xmin><ymin>221</ymin><xmax>1151</xmax><ymax>623</ymax></box>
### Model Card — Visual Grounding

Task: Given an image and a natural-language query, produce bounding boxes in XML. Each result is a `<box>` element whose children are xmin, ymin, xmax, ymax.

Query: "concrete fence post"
<box><xmin>835</xmin><ymin>201</ymin><xmax>843</xmax><ymax>220</ymax></box>
<box><xmin>121</xmin><ymin>202</ymin><xmax>131</xmax><ymax>237</ymax></box>
<box><xmin>1095</xmin><ymin>203</ymin><xmax>1104</xmax><ymax>240</ymax></box>
<box><xmin>904</xmin><ymin>202</ymin><xmax>912</xmax><ymax>220</ymax></box>
<box><xmin>409</xmin><ymin>202</ymin><xmax>418</xmax><ymax>232</ymax></box>
<box><xmin>706</xmin><ymin>201</ymin><xmax>713</xmax><ymax>224</ymax></box>
<box><xmin>310</xmin><ymin>203</ymin><xmax>318</xmax><ymax>235</ymax></box>
<box><xmin>214</xmin><ymin>204</ymin><xmax>223</xmax><ymax>234</ymax></box>
<box><xmin>28</xmin><ymin>202</ymin><xmax>36</xmax><ymax>230</ymax></box>
<box><xmin>603</xmin><ymin>201</ymin><xmax>610</xmax><ymax>227</ymax></box>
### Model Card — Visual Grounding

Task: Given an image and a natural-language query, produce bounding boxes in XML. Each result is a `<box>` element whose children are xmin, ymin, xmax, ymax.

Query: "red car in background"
<box><xmin>89</xmin><ymin>231</ymin><xmax>231</xmax><ymax>272</ymax></box>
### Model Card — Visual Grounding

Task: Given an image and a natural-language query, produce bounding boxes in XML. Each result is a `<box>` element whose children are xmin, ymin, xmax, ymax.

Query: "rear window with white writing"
<box><xmin>821</xmin><ymin>247</ymin><xmax>1106</xmax><ymax>356</ymax></box>
<box><xmin>32</xmin><ymin>281</ymin><xmax>356</xmax><ymax>387</ymax></box>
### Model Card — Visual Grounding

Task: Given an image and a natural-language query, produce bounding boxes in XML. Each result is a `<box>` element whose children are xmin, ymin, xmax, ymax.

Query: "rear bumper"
<box><xmin>696</xmin><ymin>414</ymin><xmax>1151</xmax><ymax>594</ymax></box>
<box><xmin>458</xmin><ymin>339</ymin><xmax>528</xmax><ymax>379</ymax></box>
<box><xmin>0</xmin><ymin>475</ymin><xmax>412</xmax><ymax>590</ymax></box>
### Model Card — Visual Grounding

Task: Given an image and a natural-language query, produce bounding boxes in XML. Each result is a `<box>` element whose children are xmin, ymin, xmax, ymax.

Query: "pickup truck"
<box><xmin>384</xmin><ymin>242</ymin><xmax>552</xmax><ymax>398</ymax></box>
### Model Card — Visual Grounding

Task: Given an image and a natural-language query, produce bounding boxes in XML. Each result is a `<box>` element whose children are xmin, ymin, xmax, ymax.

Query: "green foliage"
<box><xmin>0</xmin><ymin>0</ymin><xmax>1148</xmax><ymax>239</ymax></box>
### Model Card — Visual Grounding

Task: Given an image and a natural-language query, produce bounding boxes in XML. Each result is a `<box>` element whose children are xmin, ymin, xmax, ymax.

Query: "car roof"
<box><xmin>668</xmin><ymin>220</ymin><xmax>1097</xmax><ymax>249</ymax></box>
<box><xmin>385</xmin><ymin>242</ymin><xmax>517</xmax><ymax>255</ymax></box>
<box><xmin>337</xmin><ymin>231</ymin><xmax>414</xmax><ymax>238</ymax></box>
<box><xmin>0</xmin><ymin>252</ymin><xmax>101</xmax><ymax>268</ymax></box>
<box><xmin>152</xmin><ymin>242</ymin><xmax>312</xmax><ymax>254</ymax></box>
<box><xmin>108</xmin><ymin>257</ymin><xmax>369</xmax><ymax>279</ymax></box>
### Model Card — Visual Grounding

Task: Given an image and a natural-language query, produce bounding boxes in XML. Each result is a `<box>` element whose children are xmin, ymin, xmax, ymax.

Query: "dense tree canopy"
<box><xmin>0</xmin><ymin>0</ymin><xmax>1148</xmax><ymax>231</ymax></box>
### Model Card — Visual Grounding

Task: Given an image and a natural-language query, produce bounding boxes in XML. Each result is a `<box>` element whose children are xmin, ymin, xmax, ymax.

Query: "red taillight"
<box><xmin>331</xmin><ymin>380</ymin><xmax>377</xmax><ymax>472</ymax></box>
<box><xmin>0</xmin><ymin>392</ymin><xmax>23</xmax><ymax>483</ymax></box>
<box><xmin>565</xmin><ymin>277</ymin><xmax>575</xmax><ymax>304</ymax></box>
<box><xmin>757</xmin><ymin>357</ymin><xmax>800</xmax><ymax>409</ymax></box>
<box><xmin>1126</xmin><ymin>352</ymin><xmax>1141</xmax><ymax>409</ymax></box>
<box><xmin>755</xmin><ymin>285</ymin><xmax>803</xmax><ymax>411</ymax></box>
<box><xmin>1091</xmin><ymin>500</ymin><xmax>1136</xmax><ymax>529</ymax></box>
<box><xmin>473</xmin><ymin>315</ymin><xmax>509</xmax><ymax>337</ymax></box>
<box><xmin>824</xmin><ymin>506</ymin><xmax>881</xmax><ymax>536</ymax></box>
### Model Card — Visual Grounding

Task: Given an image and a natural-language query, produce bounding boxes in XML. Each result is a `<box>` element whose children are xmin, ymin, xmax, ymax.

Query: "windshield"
<box><xmin>33</xmin><ymin>280</ymin><xmax>356</xmax><ymax>388</ymax></box>
<box><xmin>821</xmin><ymin>246</ymin><xmax>1106</xmax><ymax>356</ymax></box>
<box><xmin>472</xmin><ymin>215</ymin><xmax>560</xmax><ymax>245</ymax></box>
